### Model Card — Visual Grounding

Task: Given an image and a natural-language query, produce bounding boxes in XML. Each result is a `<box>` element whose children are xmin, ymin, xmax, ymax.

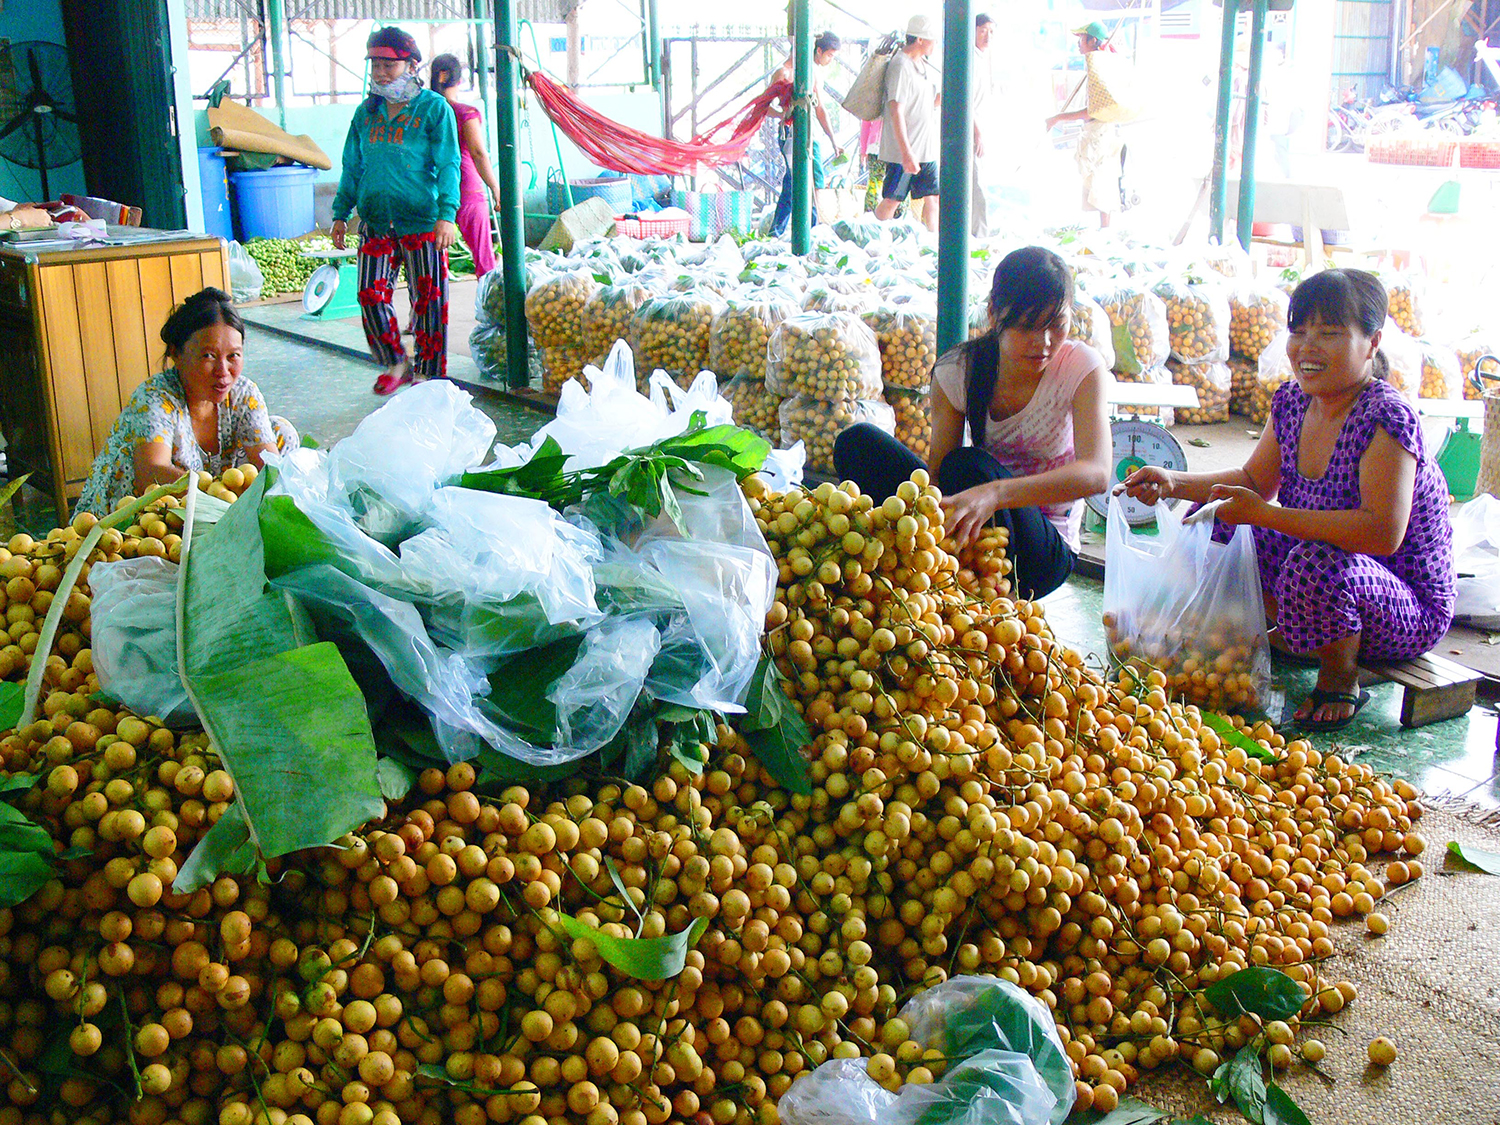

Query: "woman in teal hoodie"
<box><xmin>332</xmin><ymin>27</ymin><xmax>462</xmax><ymax>395</ymax></box>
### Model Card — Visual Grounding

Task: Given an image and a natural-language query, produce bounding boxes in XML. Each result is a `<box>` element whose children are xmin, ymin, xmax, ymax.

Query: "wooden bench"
<box><xmin>1357</xmin><ymin>652</ymin><xmax>1482</xmax><ymax>728</ymax></box>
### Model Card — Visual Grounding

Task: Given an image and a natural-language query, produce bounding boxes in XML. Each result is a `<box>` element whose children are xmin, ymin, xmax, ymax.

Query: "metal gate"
<box><xmin>1332</xmin><ymin>0</ymin><xmax>1396</xmax><ymax>100</ymax></box>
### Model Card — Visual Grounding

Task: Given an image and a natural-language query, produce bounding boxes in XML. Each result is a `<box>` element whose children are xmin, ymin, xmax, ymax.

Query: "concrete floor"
<box><xmin>3</xmin><ymin>308</ymin><xmax>1495</xmax><ymax>815</ymax></box>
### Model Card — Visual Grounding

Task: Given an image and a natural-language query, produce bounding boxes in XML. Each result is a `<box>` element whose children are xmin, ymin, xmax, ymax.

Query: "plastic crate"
<box><xmin>1459</xmin><ymin>138</ymin><xmax>1500</xmax><ymax>170</ymax></box>
<box><xmin>614</xmin><ymin>212</ymin><xmax>691</xmax><ymax>239</ymax></box>
<box><xmin>1366</xmin><ymin>135</ymin><xmax>1458</xmax><ymax>167</ymax></box>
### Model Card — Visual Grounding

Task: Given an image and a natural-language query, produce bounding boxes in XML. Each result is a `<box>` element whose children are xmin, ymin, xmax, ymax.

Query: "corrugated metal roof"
<box><xmin>184</xmin><ymin>0</ymin><xmax>570</xmax><ymax>22</ymax></box>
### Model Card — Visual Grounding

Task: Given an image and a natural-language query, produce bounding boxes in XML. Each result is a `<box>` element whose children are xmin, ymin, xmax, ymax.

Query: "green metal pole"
<box><xmin>266</xmin><ymin>0</ymin><xmax>288</xmax><ymax>129</ymax></box>
<box><xmin>936</xmin><ymin>0</ymin><xmax>971</xmax><ymax>354</ymax></box>
<box><xmin>1208</xmin><ymin>0</ymin><xmax>1238</xmax><ymax>243</ymax></box>
<box><xmin>496</xmin><ymin>0</ymin><xmax>530</xmax><ymax>389</ymax></box>
<box><xmin>791</xmin><ymin>0</ymin><xmax>813</xmax><ymax>255</ymax></box>
<box><xmin>647</xmin><ymin>0</ymin><xmax>662</xmax><ymax>88</ymax></box>
<box><xmin>1234</xmin><ymin>0</ymin><xmax>1269</xmax><ymax>251</ymax></box>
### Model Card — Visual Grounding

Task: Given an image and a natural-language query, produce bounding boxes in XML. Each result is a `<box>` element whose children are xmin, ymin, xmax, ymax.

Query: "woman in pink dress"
<box><xmin>834</xmin><ymin>246</ymin><xmax>1113</xmax><ymax>598</ymax></box>
<box><xmin>430</xmin><ymin>54</ymin><xmax>501</xmax><ymax>276</ymax></box>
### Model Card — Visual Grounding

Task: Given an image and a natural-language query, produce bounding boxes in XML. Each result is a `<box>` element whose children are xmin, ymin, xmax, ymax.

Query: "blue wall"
<box><xmin>0</xmin><ymin>0</ymin><xmax>87</xmax><ymax>203</ymax></box>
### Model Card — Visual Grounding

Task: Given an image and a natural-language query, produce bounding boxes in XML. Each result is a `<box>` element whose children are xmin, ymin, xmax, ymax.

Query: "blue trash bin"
<box><xmin>197</xmin><ymin>147</ymin><xmax>234</xmax><ymax>243</ymax></box>
<box><xmin>229</xmin><ymin>166</ymin><xmax>318</xmax><ymax>240</ymax></box>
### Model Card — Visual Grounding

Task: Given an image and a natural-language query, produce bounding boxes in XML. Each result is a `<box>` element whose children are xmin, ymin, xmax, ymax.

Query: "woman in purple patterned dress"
<box><xmin>1122</xmin><ymin>269</ymin><xmax>1454</xmax><ymax>731</ymax></box>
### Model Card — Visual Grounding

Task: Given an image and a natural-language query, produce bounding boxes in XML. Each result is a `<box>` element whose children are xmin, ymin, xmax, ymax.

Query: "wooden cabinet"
<box><xmin>0</xmin><ymin>231</ymin><xmax>229</xmax><ymax>522</ymax></box>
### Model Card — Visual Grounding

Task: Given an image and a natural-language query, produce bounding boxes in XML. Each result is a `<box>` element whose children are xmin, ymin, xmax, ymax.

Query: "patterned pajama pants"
<box><xmin>1253</xmin><ymin>526</ymin><xmax>1447</xmax><ymax>660</ymax></box>
<box><xmin>357</xmin><ymin>230</ymin><xmax>450</xmax><ymax>381</ymax></box>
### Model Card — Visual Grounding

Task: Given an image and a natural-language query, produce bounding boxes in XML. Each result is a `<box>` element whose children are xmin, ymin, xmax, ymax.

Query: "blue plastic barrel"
<box><xmin>197</xmin><ymin>148</ymin><xmax>234</xmax><ymax>242</ymax></box>
<box><xmin>229</xmin><ymin>166</ymin><xmax>317</xmax><ymax>240</ymax></box>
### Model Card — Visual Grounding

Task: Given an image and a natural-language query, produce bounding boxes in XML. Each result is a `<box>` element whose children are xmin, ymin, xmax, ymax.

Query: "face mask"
<box><xmin>371</xmin><ymin>71</ymin><xmax>420</xmax><ymax>101</ymax></box>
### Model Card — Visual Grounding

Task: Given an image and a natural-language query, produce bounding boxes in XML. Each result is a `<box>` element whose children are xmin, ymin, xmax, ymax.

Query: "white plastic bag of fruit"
<box><xmin>1153</xmin><ymin>276</ymin><xmax>1231</xmax><ymax>365</ymax></box>
<box><xmin>766</xmin><ymin>312</ymin><xmax>883</xmax><ymax>400</ymax></box>
<box><xmin>88</xmin><ymin>556</ymin><xmax>196</xmax><ymax>725</ymax></box>
<box><xmin>525</xmin><ymin>268</ymin><xmax>598</xmax><ymax>348</ymax></box>
<box><xmin>1379</xmin><ymin>321</ymin><xmax>1422</xmax><ymax>406</ymax></box>
<box><xmin>1067</xmin><ymin>292</ymin><xmax>1115</xmax><ymax>372</ymax></box>
<box><xmin>1228</xmin><ymin>283</ymin><xmax>1288</xmax><ymax>362</ymax></box>
<box><xmin>1103</xmin><ymin>493</ymin><xmax>1270</xmax><ymax>712</ymax></box>
<box><xmin>1092</xmin><ymin>283</ymin><xmax>1169</xmax><ymax>378</ymax></box>
<box><xmin>1416</xmin><ymin>339</ymin><xmax>1461</xmax><ymax>401</ymax></box>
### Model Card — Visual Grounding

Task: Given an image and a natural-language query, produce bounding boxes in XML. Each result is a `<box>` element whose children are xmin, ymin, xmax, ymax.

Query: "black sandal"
<box><xmin>1296</xmin><ymin>687</ymin><xmax>1372</xmax><ymax>733</ymax></box>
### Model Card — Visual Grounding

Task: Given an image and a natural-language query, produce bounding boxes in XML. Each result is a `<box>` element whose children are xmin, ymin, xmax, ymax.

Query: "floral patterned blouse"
<box><xmin>77</xmin><ymin>371</ymin><xmax>277</xmax><ymax>515</ymax></box>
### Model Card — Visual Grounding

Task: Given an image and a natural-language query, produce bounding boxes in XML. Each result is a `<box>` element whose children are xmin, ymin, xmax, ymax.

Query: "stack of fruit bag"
<box><xmin>865</xmin><ymin>295</ymin><xmax>939</xmax><ymax>464</ymax></box>
<box><xmin>1088</xmin><ymin>280</ymin><xmax>1174</xmax><ymax>425</ymax></box>
<box><xmin>469</xmin><ymin>265</ymin><xmax>545</xmax><ymax>385</ymax></box>
<box><xmin>766</xmin><ymin>311</ymin><xmax>891</xmax><ymax>475</ymax></box>
<box><xmin>628</xmin><ymin>290</ymin><xmax>726</xmax><ymax>393</ymax></box>
<box><xmin>1457</xmin><ymin>332</ymin><xmax>1500</xmax><ymax>400</ymax></box>
<box><xmin>580</xmin><ymin>280</ymin><xmax>653</xmax><ymax>386</ymax></box>
<box><xmin>1154</xmin><ymin>276</ymin><xmax>1232</xmax><ymax>425</ymax></box>
<box><xmin>711</xmin><ymin>293</ymin><xmax>802</xmax><ymax>446</ymax></box>
<box><xmin>1228</xmin><ymin>282</ymin><xmax>1290</xmax><ymax>422</ymax></box>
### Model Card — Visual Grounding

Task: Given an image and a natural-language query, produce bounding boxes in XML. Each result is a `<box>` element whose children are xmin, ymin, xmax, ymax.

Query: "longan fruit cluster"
<box><xmin>1417</xmin><ymin>342</ymin><xmax>1459</xmax><ymax>400</ymax></box>
<box><xmin>1156</xmin><ymin>281</ymin><xmax>1230</xmax><ymax>365</ymax></box>
<box><xmin>1228</xmin><ymin>287</ymin><xmax>1288</xmax><ymax>362</ymax></box>
<box><xmin>1104</xmin><ymin>609</ymin><xmax>1267</xmax><ymax>710</ymax></box>
<box><xmin>541</xmin><ymin>345</ymin><xmax>590</xmax><ymax>397</ymax></box>
<box><xmin>525</xmin><ymin>270</ymin><xmax>598</xmax><ymax>349</ymax></box>
<box><xmin>1456</xmin><ymin>335</ymin><xmax>1498</xmax><ymax>400</ymax></box>
<box><xmin>886</xmin><ymin>388</ymin><xmax>932</xmax><ymax>461</ymax></box>
<box><xmin>723</xmin><ymin>374</ymin><xmax>783</xmax><ymax>445</ymax></box>
<box><xmin>710</xmin><ymin>298</ymin><xmax>799</xmax><ymax>381</ymax></box>
<box><xmin>582</xmin><ymin>282</ymin><xmax>651</xmax><ymax>361</ymax></box>
<box><xmin>778</xmin><ymin>395</ymin><xmax>894</xmax><ymax>475</ymax></box>
<box><xmin>1228</xmin><ymin>357</ymin><xmax>1265</xmax><ymax>422</ymax></box>
<box><xmin>866</xmin><ymin>308</ymin><xmax>937</xmax><ymax>392</ymax></box>
<box><xmin>628</xmin><ymin>292</ymin><xmax>724</xmax><ymax>382</ymax></box>
<box><xmin>1168</xmin><ymin>359</ymin><xmax>1231</xmax><ymax>425</ymax></box>
<box><xmin>1384</xmin><ymin>276</ymin><xmax>1423</xmax><ymax>337</ymax></box>
<box><xmin>766</xmin><ymin>314</ymin><xmax>883</xmax><ymax>401</ymax></box>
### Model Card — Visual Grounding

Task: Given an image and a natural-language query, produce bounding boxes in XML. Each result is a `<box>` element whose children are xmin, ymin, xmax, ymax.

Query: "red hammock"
<box><xmin>526</xmin><ymin>70</ymin><xmax>790</xmax><ymax>177</ymax></box>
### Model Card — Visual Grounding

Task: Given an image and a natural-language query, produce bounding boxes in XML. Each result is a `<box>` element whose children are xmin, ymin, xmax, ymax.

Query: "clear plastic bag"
<box><xmin>88</xmin><ymin>556</ymin><xmax>196</xmax><ymax>725</ymax></box>
<box><xmin>1457</xmin><ymin>333</ymin><xmax>1500</xmax><ymax>401</ymax></box>
<box><xmin>1228</xmin><ymin>283</ymin><xmax>1289</xmax><ymax>362</ymax></box>
<box><xmin>582</xmin><ymin>281</ymin><xmax>651</xmax><ymax>361</ymax></box>
<box><xmin>1228</xmin><ymin>355</ymin><xmax>1262</xmax><ymax>421</ymax></box>
<box><xmin>1067</xmin><ymin>293</ymin><xmax>1115</xmax><ymax>371</ymax></box>
<box><xmin>1094</xmin><ymin>284</ymin><xmax>1169</xmax><ymax>376</ymax></box>
<box><xmin>1103</xmin><ymin>493</ymin><xmax>1270</xmax><ymax>711</ymax></box>
<box><xmin>710</xmin><ymin>296</ymin><xmax>800</xmax><ymax>380</ymax></box>
<box><xmin>1154</xmin><ymin>277</ymin><xmax>1231</xmax><ymax>364</ymax></box>
<box><xmin>525</xmin><ymin>269</ymin><xmax>598</xmax><ymax>348</ymax></box>
<box><xmin>1450</xmin><ymin>494</ymin><xmax>1500</xmax><ymax>627</ymax></box>
<box><xmin>474</xmin><ymin>267</ymin><xmax>509</xmax><ymax>327</ymax></box>
<box><xmin>779</xmin><ymin>394</ymin><xmax>894</xmax><ymax>476</ymax></box>
<box><xmin>766</xmin><ymin>312</ymin><xmax>883</xmax><ymax>399</ymax></box>
<box><xmin>549</xmin><ymin>617</ymin><xmax>662</xmax><ymax>748</ymax></box>
<box><xmin>1417</xmin><ymin>339</ymin><xmax>1461</xmax><ymax>400</ymax></box>
<box><xmin>628</xmin><ymin>291</ymin><xmax>725</xmax><ymax>382</ymax></box>
<box><xmin>1255</xmin><ymin>331</ymin><xmax>1295</xmax><ymax>420</ymax></box>
<box><xmin>1167</xmin><ymin>357</ymin><xmax>1231</xmax><ymax>424</ymax></box>
<box><xmin>227</xmin><ymin>240</ymin><xmax>264</xmax><ymax>304</ymax></box>
<box><xmin>326</xmin><ymin>380</ymin><xmax>497</xmax><ymax>539</ymax></box>
<box><xmin>1379</xmin><ymin>271</ymin><xmax>1424</xmax><ymax>337</ymax></box>
<box><xmin>541</xmin><ymin>345</ymin><xmax>589</xmax><ymax>396</ymax></box>
<box><xmin>804</xmin><ymin>285</ymin><xmax>871</xmax><ymax>316</ymax></box>
<box><xmin>887</xmin><ymin>386</ymin><xmax>931</xmax><ymax>461</ymax></box>
<box><xmin>867</xmin><ymin>303</ymin><xmax>938</xmax><ymax>391</ymax></box>
<box><xmin>469</xmin><ymin>322</ymin><xmax>508</xmax><ymax>382</ymax></box>
<box><xmin>1380</xmin><ymin>321</ymin><xmax>1422</xmax><ymax>405</ymax></box>
<box><xmin>724</xmin><ymin>371</ymin><xmax>783</xmax><ymax>444</ymax></box>
<box><xmin>758</xmin><ymin>443</ymin><xmax>806</xmax><ymax>492</ymax></box>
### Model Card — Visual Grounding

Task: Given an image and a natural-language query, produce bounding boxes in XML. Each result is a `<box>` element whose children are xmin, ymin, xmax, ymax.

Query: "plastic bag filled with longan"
<box><xmin>803</xmin><ymin>284</ymin><xmax>870</xmax><ymax>316</ymax></box>
<box><xmin>968</xmin><ymin>300</ymin><xmax>991</xmax><ymax>341</ymax></box>
<box><xmin>1093</xmin><ymin>283</ymin><xmax>1169</xmax><ymax>378</ymax></box>
<box><xmin>1457</xmin><ymin>333</ymin><xmax>1500</xmax><ymax>400</ymax></box>
<box><xmin>1228</xmin><ymin>356</ymin><xmax>1264</xmax><ymax>422</ymax></box>
<box><xmin>778</xmin><ymin>393</ymin><xmax>894</xmax><ymax>475</ymax></box>
<box><xmin>542</xmin><ymin>345</ymin><xmax>589</xmax><ymax>397</ymax></box>
<box><xmin>627</xmin><ymin>290</ymin><xmax>726</xmax><ymax>383</ymax></box>
<box><xmin>1068</xmin><ymin>291</ymin><xmax>1116</xmax><ymax>371</ymax></box>
<box><xmin>1255</xmin><ymin>331</ymin><xmax>1295</xmax><ymax>419</ymax></box>
<box><xmin>1228</xmin><ymin>283</ymin><xmax>1289</xmax><ymax>362</ymax></box>
<box><xmin>723</xmin><ymin>371</ymin><xmax>783</xmax><ymax>445</ymax></box>
<box><xmin>524</xmin><ymin>268</ymin><xmax>598</xmax><ymax>349</ymax></box>
<box><xmin>710</xmin><ymin>295</ymin><xmax>800</xmax><ymax>381</ymax></box>
<box><xmin>1380</xmin><ymin>321</ymin><xmax>1423</xmax><ymax>406</ymax></box>
<box><xmin>866</xmin><ymin>301</ymin><xmax>939</xmax><ymax>391</ymax></box>
<box><xmin>1102</xmin><ymin>494</ymin><xmax>1271</xmax><ymax>711</ymax></box>
<box><xmin>474</xmin><ymin>266</ymin><xmax>513</xmax><ymax>327</ymax></box>
<box><xmin>886</xmin><ymin>386</ymin><xmax>932</xmax><ymax>462</ymax></box>
<box><xmin>1154</xmin><ymin>276</ymin><xmax>1231</xmax><ymax>365</ymax></box>
<box><xmin>469</xmin><ymin>322</ymin><xmax>508</xmax><ymax>382</ymax></box>
<box><xmin>1379</xmin><ymin>271</ymin><xmax>1425</xmax><ymax>337</ymax></box>
<box><xmin>1416</xmin><ymin>340</ymin><xmax>1461</xmax><ymax>401</ymax></box>
<box><xmin>582</xmin><ymin>281</ymin><xmax>651</xmax><ymax>362</ymax></box>
<box><xmin>1167</xmin><ymin>357</ymin><xmax>1231</xmax><ymax>424</ymax></box>
<box><xmin>766</xmin><ymin>311</ymin><xmax>884</xmax><ymax>400</ymax></box>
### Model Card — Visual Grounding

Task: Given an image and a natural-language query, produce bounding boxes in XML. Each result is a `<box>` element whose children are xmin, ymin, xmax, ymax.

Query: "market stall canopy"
<box><xmin>206</xmin><ymin>97</ymin><xmax>332</xmax><ymax>171</ymax></box>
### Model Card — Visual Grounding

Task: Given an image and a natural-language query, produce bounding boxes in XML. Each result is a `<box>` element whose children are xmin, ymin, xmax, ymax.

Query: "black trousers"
<box><xmin>832</xmin><ymin>423</ymin><xmax>1075</xmax><ymax>600</ymax></box>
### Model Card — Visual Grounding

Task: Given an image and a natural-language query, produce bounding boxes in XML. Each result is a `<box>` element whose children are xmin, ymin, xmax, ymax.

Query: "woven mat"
<box><xmin>1126</xmin><ymin>799</ymin><xmax>1500</xmax><ymax>1124</ymax></box>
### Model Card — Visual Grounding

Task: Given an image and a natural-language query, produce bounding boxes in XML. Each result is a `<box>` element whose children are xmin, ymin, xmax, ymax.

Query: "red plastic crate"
<box><xmin>1459</xmin><ymin>138</ymin><xmax>1500</xmax><ymax>169</ymax></box>
<box><xmin>614</xmin><ymin>212</ymin><xmax>691</xmax><ymax>239</ymax></box>
<box><xmin>1366</xmin><ymin>135</ymin><xmax>1458</xmax><ymax>167</ymax></box>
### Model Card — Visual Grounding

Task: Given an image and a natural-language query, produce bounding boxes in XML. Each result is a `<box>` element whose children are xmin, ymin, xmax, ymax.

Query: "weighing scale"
<box><xmin>300</xmin><ymin>249</ymin><xmax>361</xmax><ymax>320</ymax></box>
<box><xmin>1434</xmin><ymin>355</ymin><xmax>1499</xmax><ymax>502</ymax></box>
<box><xmin>1085</xmin><ymin>383</ymin><xmax>1198</xmax><ymax>527</ymax></box>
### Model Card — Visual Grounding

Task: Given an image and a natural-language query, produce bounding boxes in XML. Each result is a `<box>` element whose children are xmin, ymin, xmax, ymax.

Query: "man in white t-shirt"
<box><xmin>971</xmin><ymin>13</ymin><xmax>995</xmax><ymax>238</ymax></box>
<box><xmin>874</xmin><ymin>14</ymin><xmax>941</xmax><ymax>231</ymax></box>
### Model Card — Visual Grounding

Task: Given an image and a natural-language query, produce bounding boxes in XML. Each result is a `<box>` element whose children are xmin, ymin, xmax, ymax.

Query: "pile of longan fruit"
<box><xmin>525</xmin><ymin>271</ymin><xmax>599</xmax><ymax>350</ymax></box>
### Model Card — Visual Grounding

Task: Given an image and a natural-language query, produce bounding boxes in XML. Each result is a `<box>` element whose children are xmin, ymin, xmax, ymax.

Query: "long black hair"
<box><xmin>161</xmin><ymin>287</ymin><xmax>244</xmax><ymax>368</ymax></box>
<box><xmin>430</xmin><ymin>53</ymin><xmax>462</xmax><ymax>92</ymax></box>
<box><xmin>1288</xmin><ymin>268</ymin><xmax>1390</xmax><ymax>381</ymax></box>
<box><xmin>959</xmin><ymin>246</ymin><xmax>1073</xmax><ymax>445</ymax></box>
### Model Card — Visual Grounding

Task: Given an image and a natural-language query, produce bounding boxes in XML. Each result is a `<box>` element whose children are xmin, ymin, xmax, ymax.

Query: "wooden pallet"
<box><xmin>1358</xmin><ymin>653</ymin><xmax>1482</xmax><ymax>729</ymax></box>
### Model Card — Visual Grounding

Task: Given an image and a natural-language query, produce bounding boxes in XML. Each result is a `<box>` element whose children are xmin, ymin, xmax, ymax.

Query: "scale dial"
<box><xmin>302</xmin><ymin>265</ymin><xmax>342</xmax><ymax>315</ymax></box>
<box><xmin>1085</xmin><ymin>418</ymin><xmax>1189</xmax><ymax>527</ymax></box>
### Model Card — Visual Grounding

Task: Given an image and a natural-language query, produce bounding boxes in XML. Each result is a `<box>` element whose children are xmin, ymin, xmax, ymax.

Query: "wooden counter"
<box><xmin>0</xmin><ymin>229</ymin><xmax>230</xmax><ymax>522</ymax></box>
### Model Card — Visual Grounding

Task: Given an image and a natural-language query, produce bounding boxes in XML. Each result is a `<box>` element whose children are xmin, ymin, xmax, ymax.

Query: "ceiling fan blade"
<box><xmin>0</xmin><ymin>111</ymin><xmax>33</xmax><ymax>145</ymax></box>
<box><xmin>26</xmin><ymin>48</ymin><xmax>44</xmax><ymax>96</ymax></box>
